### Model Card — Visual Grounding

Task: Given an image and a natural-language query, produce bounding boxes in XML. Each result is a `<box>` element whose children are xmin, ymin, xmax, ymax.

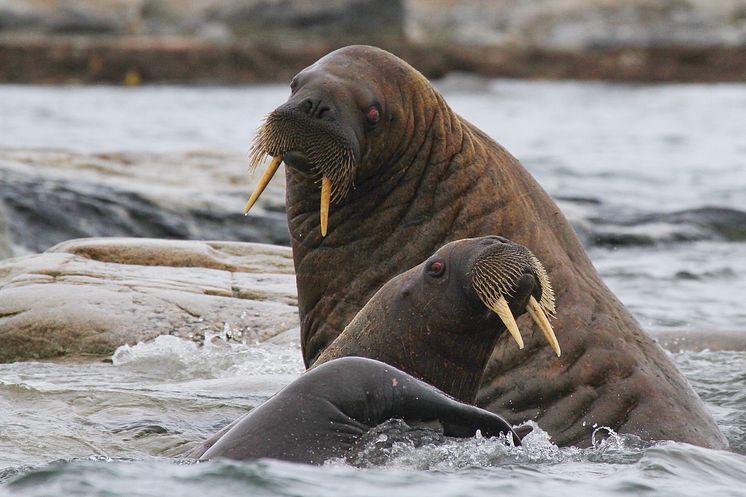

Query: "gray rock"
<box><xmin>204</xmin><ymin>0</ymin><xmax>403</xmax><ymax>37</ymax></box>
<box><xmin>0</xmin><ymin>237</ymin><xmax>299</xmax><ymax>362</ymax></box>
<box><xmin>0</xmin><ymin>0</ymin><xmax>133</xmax><ymax>34</ymax></box>
<box><xmin>404</xmin><ymin>0</ymin><xmax>746</xmax><ymax>49</ymax></box>
<box><xmin>3</xmin><ymin>0</ymin><xmax>746</xmax><ymax>49</ymax></box>
<box><xmin>0</xmin><ymin>149</ymin><xmax>289</xmax><ymax>258</ymax></box>
<box><xmin>0</xmin><ymin>201</ymin><xmax>12</xmax><ymax>259</ymax></box>
<box><xmin>587</xmin><ymin>206</ymin><xmax>746</xmax><ymax>247</ymax></box>
<box><xmin>652</xmin><ymin>329</ymin><xmax>746</xmax><ymax>352</ymax></box>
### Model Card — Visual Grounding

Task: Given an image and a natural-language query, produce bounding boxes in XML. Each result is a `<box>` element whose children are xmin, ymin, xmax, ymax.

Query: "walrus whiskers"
<box><xmin>471</xmin><ymin>245</ymin><xmax>560</xmax><ymax>356</ymax></box>
<box><xmin>244</xmin><ymin>111</ymin><xmax>356</xmax><ymax>237</ymax></box>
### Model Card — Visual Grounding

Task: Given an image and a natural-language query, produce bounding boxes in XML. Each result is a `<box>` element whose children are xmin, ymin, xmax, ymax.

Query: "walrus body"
<box><xmin>194</xmin><ymin>357</ymin><xmax>527</xmax><ymax>464</ymax></box>
<box><xmin>247</xmin><ymin>45</ymin><xmax>726</xmax><ymax>448</ymax></box>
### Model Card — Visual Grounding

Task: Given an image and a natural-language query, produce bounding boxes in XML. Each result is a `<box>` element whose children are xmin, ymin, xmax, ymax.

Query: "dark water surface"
<box><xmin>1</xmin><ymin>81</ymin><xmax>745</xmax><ymax>495</ymax></box>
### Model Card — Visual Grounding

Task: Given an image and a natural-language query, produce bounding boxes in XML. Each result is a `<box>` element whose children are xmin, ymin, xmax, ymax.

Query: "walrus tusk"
<box><xmin>527</xmin><ymin>296</ymin><xmax>561</xmax><ymax>357</ymax></box>
<box><xmin>490</xmin><ymin>296</ymin><xmax>524</xmax><ymax>349</ymax></box>
<box><xmin>244</xmin><ymin>155</ymin><xmax>283</xmax><ymax>215</ymax></box>
<box><xmin>320</xmin><ymin>176</ymin><xmax>331</xmax><ymax>237</ymax></box>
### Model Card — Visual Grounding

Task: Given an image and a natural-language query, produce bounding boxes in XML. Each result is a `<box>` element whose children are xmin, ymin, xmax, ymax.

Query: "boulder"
<box><xmin>0</xmin><ymin>237</ymin><xmax>298</xmax><ymax>363</ymax></box>
<box><xmin>405</xmin><ymin>0</ymin><xmax>746</xmax><ymax>49</ymax></box>
<box><xmin>0</xmin><ymin>204</ymin><xmax>12</xmax><ymax>260</ymax></box>
<box><xmin>0</xmin><ymin>0</ymin><xmax>134</xmax><ymax>35</ymax></box>
<box><xmin>0</xmin><ymin>149</ymin><xmax>289</xmax><ymax>258</ymax></box>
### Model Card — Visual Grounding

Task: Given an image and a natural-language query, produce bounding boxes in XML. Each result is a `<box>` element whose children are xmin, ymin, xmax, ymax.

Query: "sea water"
<box><xmin>1</xmin><ymin>81</ymin><xmax>745</xmax><ymax>496</ymax></box>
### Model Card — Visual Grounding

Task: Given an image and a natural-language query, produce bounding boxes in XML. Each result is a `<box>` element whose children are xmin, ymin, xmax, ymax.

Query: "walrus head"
<box><xmin>244</xmin><ymin>45</ymin><xmax>438</xmax><ymax>236</ymax></box>
<box><xmin>314</xmin><ymin>236</ymin><xmax>558</xmax><ymax>403</ymax></box>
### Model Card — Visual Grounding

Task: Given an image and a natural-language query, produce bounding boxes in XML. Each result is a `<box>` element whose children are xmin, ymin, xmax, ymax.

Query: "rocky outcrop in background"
<box><xmin>2</xmin><ymin>0</ymin><xmax>746</xmax><ymax>83</ymax></box>
<box><xmin>0</xmin><ymin>149</ymin><xmax>288</xmax><ymax>257</ymax></box>
<box><xmin>2</xmin><ymin>148</ymin><xmax>744</xmax><ymax>261</ymax></box>
<box><xmin>3</xmin><ymin>0</ymin><xmax>745</xmax><ymax>47</ymax></box>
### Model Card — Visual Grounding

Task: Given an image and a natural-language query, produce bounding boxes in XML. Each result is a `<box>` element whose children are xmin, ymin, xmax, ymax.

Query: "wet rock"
<box><xmin>652</xmin><ymin>329</ymin><xmax>746</xmax><ymax>352</ymax></box>
<box><xmin>2</xmin><ymin>1</ymin><xmax>746</xmax><ymax>83</ymax></box>
<box><xmin>0</xmin><ymin>237</ymin><xmax>299</xmax><ymax>363</ymax></box>
<box><xmin>0</xmin><ymin>149</ymin><xmax>288</xmax><ymax>258</ymax></box>
<box><xmin>204</xmin><ymin>0</ymin><xmax>403</xmax><ymax>37</ymax></box>
<box><xmin>0</xmin><ymin>204</ymin><xmax>11</xmax><ymax>259</ymax></box>
<box><xmin>4</xmin><ymin>0</ymin><xmax>744</xmax><ymax>48</ymax></box>
<box><xmin>405</xmin><ymin>0</ymin><xmax>746</xmax><ymax>49</ymax></box>
<box><xmin>588</xmin><ymin>206</ymin><xmax>746</xmax><ymax>247</ymax></box>
<box><xmin>654</xmin><ymin>207</ymin><xmax>746</xmax><ymax>242</ymax></box>
<box><xmin>0</xmin><ymin>0</ymin><xmax>404</xmax><ymax>38</ymax></box>
<box><xmin>0</xmin><ymin>1</ymin><xmax>133</xmax><ymax>35</ymax></box>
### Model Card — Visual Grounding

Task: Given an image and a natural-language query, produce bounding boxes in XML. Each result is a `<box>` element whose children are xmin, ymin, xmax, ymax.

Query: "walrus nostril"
<box><xmin>300</xmin><ymin>98</ymin><xmax>332</xmax><ymax>119</ymax></box>
<box><xmin>317</xmin><ymin>106</ymin><xmax>331</xmax><ymax>119</ymax></box>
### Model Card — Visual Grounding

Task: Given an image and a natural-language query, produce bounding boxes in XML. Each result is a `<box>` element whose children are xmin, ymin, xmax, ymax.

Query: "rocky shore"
<box><xmin>0</xmin><ymin>237</ymin><xmax>298</xmax><ymax>362</ymax></box>
<box><xmin>2</xmin><ymin>0</ymin><xmax>746</xmax><ymax>83</ymax></box>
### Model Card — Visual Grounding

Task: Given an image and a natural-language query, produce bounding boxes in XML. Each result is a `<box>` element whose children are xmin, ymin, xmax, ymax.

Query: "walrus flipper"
<box><xmin>196</xmin><ymin>357</ymin><xmax>524</xmax><ymax>464</ymax></box>
<box><xmin>320</xmin><ymin>357</ymin><xmax>526</xmax><ymax>446</ymax></box>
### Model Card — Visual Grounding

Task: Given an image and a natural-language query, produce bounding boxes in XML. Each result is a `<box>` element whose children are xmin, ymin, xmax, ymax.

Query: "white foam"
<box><xmin>111</xmin><ymin>332</ymin><xmax>304</xmax><ymax>381</ymax></box>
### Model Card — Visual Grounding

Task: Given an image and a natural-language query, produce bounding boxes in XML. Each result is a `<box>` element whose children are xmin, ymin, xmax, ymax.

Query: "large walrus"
<box><xmin>244</xmin><ymin>45</ymin><xmax>726</xmax><ymax>448</ymax></box>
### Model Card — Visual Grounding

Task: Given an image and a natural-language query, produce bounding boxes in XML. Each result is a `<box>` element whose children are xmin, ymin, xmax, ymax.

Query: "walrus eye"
<box><xmin>427</xmin><ymin>259</ymin><xmax>445</xmax><ymax>277</ymax></box>
<box><xmin>290</xmin><ymin>78</ymin><xmax>299</xmax><ymax>94</ymax></box>
<box><xmin>365</xmin><ymin>106</ymin><xmax>380</xmax><ymax>125</ymax></box>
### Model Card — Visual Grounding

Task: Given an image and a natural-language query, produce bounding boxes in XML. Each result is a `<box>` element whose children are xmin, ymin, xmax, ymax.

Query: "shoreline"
<box><xmin>2</xmin><ymin>35</ymin><xmax>746</xmax><ymax>85</ymax></box>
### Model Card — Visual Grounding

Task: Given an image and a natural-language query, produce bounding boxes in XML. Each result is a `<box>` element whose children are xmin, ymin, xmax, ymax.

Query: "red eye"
<box><xmin>427</xmin><ymin>260</ymin><xmax>445</xmax><ymax>277</ymax></box>
<box><xmin>366</xmin><ymin>106</ymin><xmax>380</xmax><ymax>125</ymax></box>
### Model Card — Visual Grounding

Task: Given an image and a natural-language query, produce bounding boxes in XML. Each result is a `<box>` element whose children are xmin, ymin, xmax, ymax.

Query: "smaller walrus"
<box><xmin>315</xmin><ymin>235</ymin><xmax>559</xmax><ymax>404</ymax></box>
<box><xmin>193</xmin><ymin>237</ymin><xmax>551</xmax><ymax>464</ymax></box>
<box><xmin>194</xmin><ymin>357</ymin><xmax>531</xmax><ymax>464</ymax></box>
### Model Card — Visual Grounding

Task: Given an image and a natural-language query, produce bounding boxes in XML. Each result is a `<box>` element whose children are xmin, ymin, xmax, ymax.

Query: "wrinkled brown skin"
<box><xmin>314</xmin><ymin>237</ymin><xmax>538</xmax><ymax>404</ymax></box>
<box><xmin>282</xmin><ymin>45</ymin><xmax>727</xmax><ymax>448</ymax></box>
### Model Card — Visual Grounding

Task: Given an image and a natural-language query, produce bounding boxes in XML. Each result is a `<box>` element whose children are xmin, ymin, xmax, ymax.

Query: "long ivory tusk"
<box><xmin>490</xmin><ymin>296</ymin><xmax>524</xmax><ymax>349</ymax></box>
<box><xmin>244</xmin><ymin>155</ymin><xmax>283</xmax><ymax>215</ymax></box>
<box><xmin>527</xmin><ymin>295</ymin><xmax>561</xmax><ymax>357</ymax></box>
<box><xmin>320</xmin><ymin>176</ymin><xmax>331</xmax><ymax>237</ymax></box>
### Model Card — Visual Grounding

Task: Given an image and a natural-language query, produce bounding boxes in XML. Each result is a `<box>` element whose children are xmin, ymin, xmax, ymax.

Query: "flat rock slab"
<box><xmin>0</xmin><ymin>238</ymin><xmax>298</xmax><ymax>363</ymax></box>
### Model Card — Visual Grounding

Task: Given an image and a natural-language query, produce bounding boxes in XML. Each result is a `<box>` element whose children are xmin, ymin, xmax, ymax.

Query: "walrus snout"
<box><xmin>245</xmin><ymin>106</ymin><xmax>359</xmax><ymax>237</ymax></box>
<box><xmin>470</xmin><ymin>239</ymin><xmax>560</xmax><ymax>357</ymax></box>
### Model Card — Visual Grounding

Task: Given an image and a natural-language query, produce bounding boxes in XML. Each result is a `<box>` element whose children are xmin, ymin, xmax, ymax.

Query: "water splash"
<box><xmin>331</xmin><ymin>419</ymin><xmax>650</xmax><ymax>472</ymax></box>
<box><xmin>111</xmin><ymin>332</ymin><xmax>304</xmax><ymax>380</ymax></box>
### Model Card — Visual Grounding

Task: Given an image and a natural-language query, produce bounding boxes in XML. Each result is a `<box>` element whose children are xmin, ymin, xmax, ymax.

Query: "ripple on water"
<box><xmin>3</xmin><ymin>435</ymin><xmax>746</xmax><ymax>497</ymax></box>
<box><xmin>673</xmin><ymin>351</ymin><xmax>746</xmax><ymax>454</ymax></box>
